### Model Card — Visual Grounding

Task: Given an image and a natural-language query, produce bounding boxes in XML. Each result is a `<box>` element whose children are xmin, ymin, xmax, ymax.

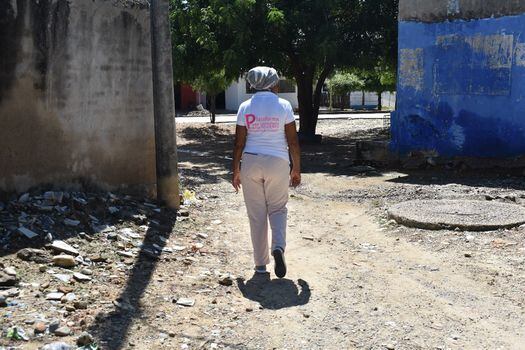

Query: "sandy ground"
<box><xmin>2</xmin><ymin>119</ymin><xmax>525</xmax><ymax>350</ymax></box>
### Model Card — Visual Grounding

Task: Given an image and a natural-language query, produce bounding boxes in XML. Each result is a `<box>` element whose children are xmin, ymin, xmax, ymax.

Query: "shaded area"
<box><xmin>0</xmin><ymin>191</ymin><xmax>159</xmax><ymax>258</ymax></box>
<box><xmin>236</xmin><ymin>274</ymin><xmax>310</xmax><ymax>310</ymax></box>
<box><xmin>87</xmin><ymin>210</ymin><xmax>177</xmax><ymax>350</ymax></box>
<box><xmin>177</xmin><ymin>122</ymin><xmax>391</xmax><ymax>189</ymax></box>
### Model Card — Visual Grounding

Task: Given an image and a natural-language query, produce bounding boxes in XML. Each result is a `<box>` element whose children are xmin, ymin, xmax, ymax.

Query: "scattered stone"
<box><xmin>53</xmin><ymin>255</ymin><xmax>77</xmax><ymax>268</ymax></box>
<box><xmin>34</xmin><ymin>322</ymin><xmax>47</xmax><ymax>334</ymax></box>
<box><xmin>49</xmin><ymin>319</ymin><xmax>61</xmax><ymax>333</ymax></box>
<box><xmin>0</xmin><ymin>295</ymin><xmax>7</xmax><ymax>307</ymax></box>
<box><xmin>90</xmin><ymin>254</ymin><xmax>108</xmax><ymax>263</ymax></box>
<box><xmin>464</xmin><ymin>252</ymin><xmax>473</xmax><ymax>258</ymax></box>
<box><xmin>73</xmin><ymin>272</ymin><xmax>92</xmax><ymax>282</ymax></box>
<box><xmin>176</xmin><ymin>298</ymin><xmax>195</xmax><ymax>307</ymax></box>
<box><xmin>54</xmin><ymin>326</ymin><xmax>72</xmax><ymax>336</ymax></box>
<box><xmin>76</xmin><ymin>332</ymin><xmax>94</xmax><ymax>346</ymax></box>
<box><xmin>18</xmin><ymin>226</ymin><xmax>39</xmax><ymax>239</ymax></box>
<box><xmin>4</xmin><ymin>267</ymin><xmax>17</xmax><ymax>276</ymax></box>
<box><xmin>74</xmin><ymin>301</ymin><xmax>88</xmax><ymax>310</ymax></box>
<box><xmin>18</xmin><ymin>193</ymin><xmax>30</xmax><ymax>202</ymax></box>
<box><xmin>64</xmin><ymin>218</ymin><xmax>81</xmax><ymax>227</ymax></box>
<box><xmin>54</xmin><ymin>274</ymin><xmax>73</xmax><ymax>283</ymax></box>
<box><xmin>46</xmin><ymin>292</ymin><xmax>65</xmax><ymax>301</ymax></box>
<box><xmin>0</xmin><ymin>271</ymin><xmax>18</xmax><ymax>287</ymax></box>
<box><xmin>41</xmin><ymin>343</ymin><xmax>73</xmax><ymax>350</ymax></box>
<box><xmin>80</xmin><ymin>268</ymin><xmax>93</xmax><ymax>275</ymax></box>
<box><xmin>302</xmin><ymin>236</ymin><xmax>315</xmax><ymax>241</ymax></box>
<box><xmin>196</xmin><ymin>233</ymin><xmax>208</xmax><ymax>239</ymax></box>
<box><xmin>218</xmin><ymin>275</ymin><xmax>234</xmax><ymax>286</ymax></box>
<box><xmin>50</xmin><ymin>240</ymin><xmax>79</xmax><ymax>256</ymax></box>
<box><xmin>117</xmin><ymin>251</ymin><xmax>134</xmax><ymax>258</ymax></box>
<box><xmin>17</xmin><ymin>248</ymin><xmax>49</xmax><ymax>263</ymax></box>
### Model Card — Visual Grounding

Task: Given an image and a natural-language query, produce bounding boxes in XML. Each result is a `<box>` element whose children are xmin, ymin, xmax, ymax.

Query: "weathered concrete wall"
<box><xmin>0</xmin><ymin>0</ymin><xmax>156</xmax><ymax>193</ymax></box>
<box><xmin>400</xmin><ymin>0</ymin><xmax>525</xmax><ymax>22</ymax></box>
<box><xmin>392</xmin><ymin>1</ymin><xmax>525</xmax><ymax>158</ymax></box>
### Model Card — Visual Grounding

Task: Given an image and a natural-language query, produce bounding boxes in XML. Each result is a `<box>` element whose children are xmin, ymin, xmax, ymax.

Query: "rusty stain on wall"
<box><xmin>0</xmin><ymin>0</ymin><xmax>156</xmax><ymax>194</ymax></box>
<box><xmin>399</xmin><ymin>48</ymin><xmax>424</xmax><ymax>91</ymax></box>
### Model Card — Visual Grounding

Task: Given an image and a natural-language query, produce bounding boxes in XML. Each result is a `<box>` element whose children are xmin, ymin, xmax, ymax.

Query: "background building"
<box><xmin>392</xmin><ymin>0</ymin><xmax>525</xmax><ymax>158</ymax></box>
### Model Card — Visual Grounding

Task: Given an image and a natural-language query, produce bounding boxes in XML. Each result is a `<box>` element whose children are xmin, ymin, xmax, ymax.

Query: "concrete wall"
<box><xmin>392</xmin><ymin>0</ymin><xmax>525</xmax><ymax>158</ymax></box>
<box><xmin>225</xmin><ymin>78</ymin><xmax>299</xmax><ymax>111</ymax></box>
<box><xmin>0</xmin><ymin>0</ymin><xmax>156</xmax><ymax>193</ymax></box>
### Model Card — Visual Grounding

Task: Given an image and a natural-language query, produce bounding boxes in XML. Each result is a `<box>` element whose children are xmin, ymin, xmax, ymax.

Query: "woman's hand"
<box><xmin>290</xmin><ymin>167</ymin><xmax>301</xmax><ymax>188</ymax></box>
<box><xmin>232</xmin><ymin>171</ymin><xmax>241</xmax><ymax>193</ymax></box>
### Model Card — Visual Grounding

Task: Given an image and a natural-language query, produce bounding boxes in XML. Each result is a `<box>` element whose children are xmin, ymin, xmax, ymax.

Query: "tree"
<box><xmin>327</xmin><ymin>71</ymin><xmax>364</xmax><ymax>110</ymax></box>
<box><xmin>169</xmin><ymin>0</ymin><xmax>398</xmax><ymax>135</ymax></box>
<box><xmin>169</xmin><ymin>0</ymin><xmax>253</xmax><ymax>123</ymax></box>
<box><xmin>360</xmin><ymin>65</ymin><xmax>396</xmax><ymax>110</ymax></box>
<box><xmin>254</xmin><ymin>0</ymin><xmax>399</xmax><ymax>140</ymax></box>
<box><xmin>192</xmin><ymin>70</ymin><xmax>229</xmax><ymax>123</ymax></box>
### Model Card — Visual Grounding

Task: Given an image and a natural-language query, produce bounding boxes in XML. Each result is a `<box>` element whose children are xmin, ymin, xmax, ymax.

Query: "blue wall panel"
<box><xmin>392</xmin><ymin>14</ymin><xmax>525</xmax><ymax>158</ymax></box>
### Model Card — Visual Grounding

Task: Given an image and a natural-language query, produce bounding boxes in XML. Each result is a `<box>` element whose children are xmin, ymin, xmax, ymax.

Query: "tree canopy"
<box><xmin>170</xmin><ymin>0</ymin><xmax>398</xmax><ymax>136</ymax></box>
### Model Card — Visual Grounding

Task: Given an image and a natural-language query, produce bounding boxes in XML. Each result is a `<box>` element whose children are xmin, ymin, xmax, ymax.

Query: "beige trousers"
<box><xmin>241</xmin><ymin>153</ymin><xmax>289</xmax><ymax>266</ymax></box>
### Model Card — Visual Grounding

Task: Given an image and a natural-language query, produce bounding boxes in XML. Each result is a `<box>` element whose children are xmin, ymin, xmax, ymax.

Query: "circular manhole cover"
<box><xmin>388</xmin><ymin>199</ymin><xmax>525</xmax><ymax>231</ymax></box>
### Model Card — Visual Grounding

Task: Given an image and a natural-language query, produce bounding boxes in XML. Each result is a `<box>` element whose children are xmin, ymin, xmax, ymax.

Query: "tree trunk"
<box><xmin>377</xmin><ymin>91</ymin><xmax>382</xmax><ymax>111</ymax></box>
<box><xmin>329</xmin><ymin>91</ymin><xmax>333</xmax><ymax>112</ymax></box>
<box><xmin>210</xmin><ymin>94</ymin><xmax>216</xmax><ymax>124</ymax></box>
<box><xmin>361</xmin><ymin>91</ymin><xmax>365</xmax><ymax>109</ymax></box>
<box><xmin>296</xmin><ymin>74</ymin><xmax>316</xmax><ymax>136</ymax></box>
<box><xmin>293</xmin><ymin>64</ymin><xmax>332</xmax><ymax>142</ymax></box>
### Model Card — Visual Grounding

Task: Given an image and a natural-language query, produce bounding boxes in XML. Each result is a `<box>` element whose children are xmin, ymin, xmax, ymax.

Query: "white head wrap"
<box><xmin>246</xmin><ymin>66</ymin><xmax>280</xmax><ymax>90</ymax></box>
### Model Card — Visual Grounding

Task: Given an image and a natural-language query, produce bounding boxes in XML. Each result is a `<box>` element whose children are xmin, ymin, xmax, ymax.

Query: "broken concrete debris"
<box><xmin>0</xmin><ymin>188</ymin><xmax>203</xmax><ymax>348</ymax></box>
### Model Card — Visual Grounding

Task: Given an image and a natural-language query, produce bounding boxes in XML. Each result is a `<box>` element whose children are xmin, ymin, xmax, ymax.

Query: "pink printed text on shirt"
<box><xmin>245</xmin><ymin>114</ymin><xmax>280</xmax><ymax>132</ymax></box>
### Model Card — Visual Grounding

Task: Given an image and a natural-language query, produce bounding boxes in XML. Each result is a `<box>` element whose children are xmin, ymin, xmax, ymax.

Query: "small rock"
<box><xmin>4</xmin><ymin>267</ymin><xmax>17</xmax><ymax>276</ymax></box>
<box><xmin>117</xmin><ymin>251</ymin><xmax>134</xmax><ymax>258</ymax></box>
<box><xmin>196</xmin><ymin>233</ymin><xmax>208</xmax><ymax>239</ymax></box>
<box><xmin>54</xmin><ymin>326</ymin><xmax>71</xmax><ymax>336</ymax></box>
<box><xmin>64</xmin><ymin>218</ymin><xmax>80</xmax><ymax>227</ymax></box>
<box><xmin>18</xmin><ymin>226</ymin><xmax>39</xmax><ymax>239</ymax></box>
<box><xmin>73</xmin><ymin>273</ymin><xmax>92</xmax><ymax>282</ymax></box>
<box><xmin>176</xmin><ymin>298</ymin><xmax>195</xmax><ymax>307</ymax></box>
<box><xmin>80</xmin><ymin>268</ymin><xmax>93</xmax><ymax>275</ymax></box>
<box><xmin>0</xmin><ymin>295</ymin><xmax>7</xmax><ymax>307</ymax></box>
<box><xmin>76</xmin><ymin>331</ymin><xmax>94</xmax><ymax>346</ymax></box>
<box><xmin>41</xmin><ymin>342</ymin><xmax>73</xmax><ymax>350</ymax></box>
<box><xmin>19</xmin><ymin>193</ymin><xmax>30</xmax><ymax>202</ymax></box>
<box><xmin>53</xmin><ymin>255</ymin><xmax>77</xmax><ymax>268</ymax></box>
<box><xmin>50</xmin><ymin>240</ymin><xmax>79</xmax><ymax>256</ymax></box>
<box><xmin>218</xmin><ymin>275</ymin><xmax>233</xmax><ymax>286</ymax></box>
<box><xmin>74</xmin><ymin>301</ymin><xmax>88</xmax><ymax>310</ymax></box>
<box><xmin>57</xmin><ymin>286</ymin><xmax>74</xmax><ymax>294</ymax></box>
<box><xmin>0</xmin><ymin>271</ymin><xmax>18</xmax><ymax>287</ymax></box>
<box><xmin>302</xmin><ymin>236</ymin><xmax>315</xmax><ymax>241</ymax></box>
<box><xmin>464</xmin><ymin>252</ymin><xmax>473</xmax><ymax>258</ymax></box>
<box><xmin>17</xmin><ymin>248</ymin><xmax>49</xmax><ymax>263</ymax></box>
<box><xmin>49</xmin><ymin>319</ymin><xmax>61</xmax><ymax>333</ymax></box>
<box><xmin>46</xmin><ymin>292</ymin><xmax>65</xmax><ymax>301</ymax></box>
<box><xmin>34</xmin><ymin>321</ymin><xmax>47</xmax><ymax>334</ymax></box>
<box><xmin>54</xmin><ymin>274</ymin><xmax>73</xmax><ymax>283</ymax></box>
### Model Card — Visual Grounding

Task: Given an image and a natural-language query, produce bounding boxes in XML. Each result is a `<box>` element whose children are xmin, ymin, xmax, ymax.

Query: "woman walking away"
<box><xmin>232</xmin><ymin>66</ymin><xmax>301</xmax><ymax>278</ymax></box>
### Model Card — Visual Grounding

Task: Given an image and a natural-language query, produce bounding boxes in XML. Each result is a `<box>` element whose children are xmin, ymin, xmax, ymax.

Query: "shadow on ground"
<box><xmin>236</xmin><ymin>274</ymin><xmax>310</xmax><ymax>310</ymax></box>
<box><xmin>87</xmin><ymin>210</ymin><xmax>177</xmax><ymax>350</ymax></box>
<box><xmin>177</xmin><ymin>124</ymin><xmax>391</xmax><ymax>185</ymax></box>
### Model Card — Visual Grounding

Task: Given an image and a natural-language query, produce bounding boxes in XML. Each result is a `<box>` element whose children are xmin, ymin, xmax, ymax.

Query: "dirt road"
<box><xmin>2</xmin><ymin>119</ymin><xmax>524</xmax><ymax>350</ymax></box>
<box><xmin>173</xmin><ymin>121</ymin><xmax>525</xmax><ymax>350</ymax></box>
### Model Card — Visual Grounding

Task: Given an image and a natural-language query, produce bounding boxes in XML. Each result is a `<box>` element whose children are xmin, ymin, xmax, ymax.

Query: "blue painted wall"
<box><xmin>392</xmin><ymin>14</ymin><xmax>525</xmax><ymax>158</ymax></box>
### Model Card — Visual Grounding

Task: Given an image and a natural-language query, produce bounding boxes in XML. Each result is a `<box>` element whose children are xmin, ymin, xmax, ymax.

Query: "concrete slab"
<box><xmin>388</xmin><ymin>199</ymin><xmax>525</xmax><ymax>231</ymax></box>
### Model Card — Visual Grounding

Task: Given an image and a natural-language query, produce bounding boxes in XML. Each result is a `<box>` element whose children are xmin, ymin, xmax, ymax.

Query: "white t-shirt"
<box><xmin>236</xmin><ymin>92</ymin><xmax>296</xmax><ymax>162</ymax></box>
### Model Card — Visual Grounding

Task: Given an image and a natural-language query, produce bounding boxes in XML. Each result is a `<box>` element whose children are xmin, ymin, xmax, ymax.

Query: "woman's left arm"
<box><xmin>232</xmin><ymin>125</ymin><xmax>247</xmax><ymax>192</ymax></box>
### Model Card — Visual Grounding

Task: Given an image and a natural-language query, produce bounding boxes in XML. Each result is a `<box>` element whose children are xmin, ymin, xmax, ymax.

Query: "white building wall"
<box><xmin>349</xmin><ymin>91</ymin><xmax>396</xmax><ymax>109</ymax></box>
<box><xmin>225</xmin><ymin>78</ymin><xmax>299</xmax><ymax>112</ymax></box>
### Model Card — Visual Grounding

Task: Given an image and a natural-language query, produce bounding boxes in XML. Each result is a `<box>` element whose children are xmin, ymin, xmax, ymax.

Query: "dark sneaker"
<box><xmin>272</xmin><ymin>248</ymin><xmax>287</xmax><ymax>278</ymax></box>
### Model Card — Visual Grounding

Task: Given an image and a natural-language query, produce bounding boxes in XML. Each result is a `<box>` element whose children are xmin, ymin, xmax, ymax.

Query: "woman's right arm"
<box><xmin>232</xmin><ymin>125</ymin><xmax>247</xmax><ymax>192</ymax></box>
